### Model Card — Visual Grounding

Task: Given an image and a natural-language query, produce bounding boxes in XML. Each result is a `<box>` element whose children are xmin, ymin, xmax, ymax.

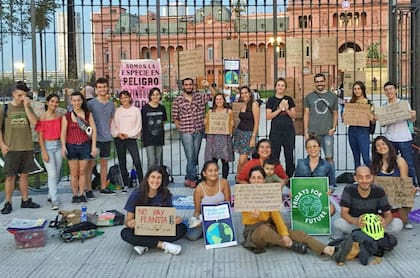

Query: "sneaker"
<box><xmin>162</xmin><ymin>242</ymin><xmax>182</xmax><ymax>255</ymax></box>
<box><xmin>1</xmin><ymin>202</ymin><xmax>12</xmax><ymax>214</ymax></box>
<box><xmin>122</xmin><ymin>186</ymin><xmax>128</xmax><ymax>194</ymax></box>
<box><xmin>100</xmin><ymin>188</ymin><xmax>117</xmax><ymax>195</ymax></box>
<box><xmin>86</xmin><ymin>190</ymin><xmax>95</xmax><ymax>200</ymax></box>
<box><xmin>184</xmin><ymin>179</ymin><xmax>196</xmax><ymax>188</ymax></box>
<box><xmin>404</xmin><ymin>222</ymin><xmax>414</xmax><ymax>229</ymax></box>
<box><xmin>188</xmin><ymin>216</ymin><xmax>202</xmax><ymax>228</ymax></box>
<box><xmin>51</xmin><ymin>202</ymin><xmax>59</xmax><ymax>210</ymax></box>
<box><xmin>72</xmin><ymin>195</ymin><xmax>80</xmax><ymax>204</ymax></box>
<box><xmin>416</xmin><ymin>191</ymin><xmax>420</xmax><ymax>197</ymax></box>
<box><xmin>134</xmin><ymin>246</ymin><xmax>149</xmax><ymax>255</ymax></box>
<box><xmin>79</xmin><ymin>195</ymin><xmax>88</xmax><ymax>203</ymax></box>
<box><xmin>21</xmin><ymin>198</ymin><xmax>40</xmax><ymax>209</ymax></box>
<box><xmin>290</xmin><ymin>241</ymin><xmax>308</xmax><ymax>254</ymax></box>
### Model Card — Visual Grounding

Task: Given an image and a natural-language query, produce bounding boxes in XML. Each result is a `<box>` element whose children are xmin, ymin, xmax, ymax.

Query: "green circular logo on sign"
<box><xmin>298</xmin><ymin>194</ymin><xmax>322</xmax><ymax>218</ymax></box>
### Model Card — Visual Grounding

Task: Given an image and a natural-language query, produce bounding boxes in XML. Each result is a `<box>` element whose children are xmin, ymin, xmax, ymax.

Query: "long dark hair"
<box><xmin>239</xmin><ymin>85</ymin><xmax>254</xmax><ymax>112</ymax></box>
<box><xmin>200</xmin><ymin>160</ymin><xmax>219</xmax><ymax>180</ymax></box>
<box><xmin>44</xmin><ymin>93</ymin><xmax>59</xmax><ymax>111</ymax></box>
<box><xmin>211</xmin><ymin>93</ymin><xmax>228</xmax><ymax>110</ymax></box>
<box><xmin>349</xmin><ymin>81</ymin><xmax>368</xmax><ymax>103</ymax></box>
<box><xmin>136</xmin><ymin>166</ymin><xmax>172</xmax><ymax>206</ymax></box>
<box><xmin>371</xmin><ymin>136</ymin><xmax>398</xmax><ymax>175</ymax></box>
<box><xmin>71</xmin><ymin>91</ymin><xmax>89</xmax><ymax>113</ymax></box>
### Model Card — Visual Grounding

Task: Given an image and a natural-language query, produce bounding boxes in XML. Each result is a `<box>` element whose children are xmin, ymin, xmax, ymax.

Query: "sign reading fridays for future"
<box><xmin>291</xmin><ymin>177</ymin><xmax>331</xmax><ymax>235</ymax></box>
<box><xmin>119</xmin><ymin>59</ymin><xmax>161</xmax><ymax>109</ymax></box>
<box><xmin>201</xmin><ymin>202</ymin><xmax>237</xmax><ymax>249</ymax></box>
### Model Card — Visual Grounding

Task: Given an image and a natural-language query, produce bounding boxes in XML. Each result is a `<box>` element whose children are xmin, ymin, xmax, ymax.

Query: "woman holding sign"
<box><xmin>371</xmin><ymin>136</ymin><xmax>415</xmax><ymax>229</ymax></box>
<box><xmin>233</xmin><ymin>86</ymin><xmax>260</xmax><ymax>175</ymax></box>
<box><xmin>295</xmin><ymin>134</ymin><xmax>336</xmax><ymax>215</ymax></box>
<box><xmin>186</xmin><ymin>160</ymin><xmax>231</xmax><ymax>240</ymax></box>
<box><xmin>120</xmin><ymin>166</ymin><xmax>187</xmax><ymax>255</ymax></box>
<box><xmin>241</xmin><ymin>166</ymin><xmax>345</xmax><ymax>259</ymax></box>
<box><xmin>204</xmin><ymin>93</ymin><xmax>234</xmax><ymax>179</ymax></box>
<box><xmin>345</xmin><ymin>81</ymin><xmax>375</xmax><ymax>169</ymax></box>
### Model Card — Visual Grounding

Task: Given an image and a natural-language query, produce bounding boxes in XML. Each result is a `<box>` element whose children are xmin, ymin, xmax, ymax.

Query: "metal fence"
<box><xmin>0</xmin><ymin>0</ymin><xmax>418</xmax><ymax>176</ymax></box>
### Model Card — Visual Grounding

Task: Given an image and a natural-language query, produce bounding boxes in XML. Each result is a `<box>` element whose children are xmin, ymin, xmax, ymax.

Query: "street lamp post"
<box><xmin>14</xmin><ymin>62</ymin><xmax>25</xmax><ymax>81</ymax></box>
<box><xmin>84</xmin><ymin>63</ymin><xmax>94</xmax><ymax>83</ymax></box>
<box><xmin>269</xmin><ymin>36</ymin><xmax>282</xmax><ymax>82</ymax></box>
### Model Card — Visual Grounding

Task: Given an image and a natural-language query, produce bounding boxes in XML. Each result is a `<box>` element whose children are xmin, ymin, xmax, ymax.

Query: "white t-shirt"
<box><xmin>223</xmin><ymin>88</ymin><xmax>232</xmax><ymax>103</ymax></box>
<box><xmin>383</xmin><ymin>99</ymin><xmax>413</xmax><ymax>142</ymax></box>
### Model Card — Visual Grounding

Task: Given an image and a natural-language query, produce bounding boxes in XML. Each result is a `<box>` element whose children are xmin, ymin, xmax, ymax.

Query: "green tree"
<box><xmin>367</xmin><ymin>42</ymin><xmax>380</xmax><ymax>60</ymax></box>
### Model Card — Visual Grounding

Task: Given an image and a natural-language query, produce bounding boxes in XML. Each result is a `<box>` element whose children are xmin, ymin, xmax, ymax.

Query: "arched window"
<box><xmin>207</xmin><ymin>45</ymin><xmax>214</xmax><ymax>60</ymax></box>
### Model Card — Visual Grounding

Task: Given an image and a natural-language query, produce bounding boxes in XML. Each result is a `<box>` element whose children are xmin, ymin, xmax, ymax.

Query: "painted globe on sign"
<box><xmin>224</xmin><ymin>71</ymin><xmax>239</xmax><ymax>85</ymax></box>
<box><xmin>298</xmin><ymin>194</ymin><xmax>322</xmax><ymax>218</ymax></box>
<box><xmin>206</xmin><ymin>222</ymin><xmax>234</xmax><ymax>244</ymax></box>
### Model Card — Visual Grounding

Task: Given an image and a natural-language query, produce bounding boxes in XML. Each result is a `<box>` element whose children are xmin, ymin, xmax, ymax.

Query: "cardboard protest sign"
<box><xmin>312</xmin><ymin>37</ymin><xmax>337</xmax><ymax>66</ymax></box>
<box><xmin>206</xmin><ymin>112</ymin><xmax>230</xmax><ymax>135</ymax></box>
<box><xmin>201</xmin><ymin>202</ymin><xmax>237</xmax><ymax>249</ymax></box>
<box><xmin>249</xmin><ymin>52</ymin><xmax>266</xmax><ymax>84</ymax></box>
<box><xmin>223</xmin><ymin>59</ymin><xmax>240</xmax><ymax>87</ymax></box>
<box><xmin>232</xmin><ymin>102</ymin><xmax>241</xmax><ymax>130</ymax></box>
<box><xmin>338</xmin><ymin>51</ymin><xmax>367</xmax><ymax>71</ymax></box>
<box><xmin>286</xmin><ymin>37</ymin><xmax>303</xmax><ymax>67</ymax></box>
<box><xmin>220</xmin><ymin>39</ymin><xmax>244</xmax><ymax>58</ymax></box>
<box><xmin>233</xmin><ymin>183</ymin><xmax>283</xmax><ymax>212</ymax></box>
<box><xmin>291</xmin><ymin>177</ymin><xmax>331</xmax><ymax>235</ymax></box>
<box><xmin>343</xmin><ymin>103</ymin><xmax>371</xmax><ymax>127</ymax></box>
<box><xmin>375</xmin><ymin>101</ymin><xmax>411</xmax><ymax>126</ymax></box>
<box><xmin>175</xmin><ymin>49</ymin><xmax>205</xmax><ymax>80</ymax></box>
<box><xmin>135</xmin><ymin>206</ymin><xmax>176</xmax><ymax>236</ymax></box>
<box><xmin>374</xmin><ymin>176</ymin><xmax>415</xmax><ymax>208</ymax></box>
<box><xmin>120</xmin><ymin>59</ymin><xmax>161</xmax><ymax>108</ymax></box>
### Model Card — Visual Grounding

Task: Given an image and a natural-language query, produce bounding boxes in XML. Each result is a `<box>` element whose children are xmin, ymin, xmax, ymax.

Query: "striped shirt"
<box><xmin>65</xmin><ymin>112</ymin><xmax>90</xmax><ymax>144</ymax></box>
<box><xmin>172</xmin><ymin>91</ymin><xmax>211</xmax><ymax>133</ymax></box>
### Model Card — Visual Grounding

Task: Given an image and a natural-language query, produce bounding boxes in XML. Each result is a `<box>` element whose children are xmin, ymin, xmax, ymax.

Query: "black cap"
<box><xmin>14</xmin><ymin>81</ymin><xmax>30</xmax><ymax>92</ymax></box>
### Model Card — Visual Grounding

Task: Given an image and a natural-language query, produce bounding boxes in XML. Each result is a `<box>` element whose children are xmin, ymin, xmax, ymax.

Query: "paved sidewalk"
<box><xmin>1</xmin><ymin>180</ymin><xmax>420</xmax><ymax>278</ymax></box>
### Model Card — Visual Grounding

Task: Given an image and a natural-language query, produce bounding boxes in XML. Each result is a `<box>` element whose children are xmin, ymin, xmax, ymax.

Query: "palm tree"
<box><xmin>34</xmin><ymin>0</ymin><xmax>60</xmax><ymax>81</ymax></box>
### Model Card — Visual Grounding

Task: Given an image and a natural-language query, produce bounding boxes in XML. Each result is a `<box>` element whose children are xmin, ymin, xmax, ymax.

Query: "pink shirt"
<box><xmin>111</xmin><ymin>106</ymin><xmax>142</xmax><ymax>138</ymax></box>
<box><xmin>35</xmin><ymin>118</ymin><xmax>61</xmax><ymax>140</ymax></box>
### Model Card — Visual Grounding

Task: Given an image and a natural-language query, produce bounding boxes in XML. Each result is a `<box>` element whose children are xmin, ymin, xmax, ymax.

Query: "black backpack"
<box><xmin>107</xmin><ymin>164</ymin><xmax>123</xmax><ymax>186</ymax></box>
<box><xmin>161</xmin><ymin>165</ymin><xmax>174</xmax><ymax>185</ymax></box>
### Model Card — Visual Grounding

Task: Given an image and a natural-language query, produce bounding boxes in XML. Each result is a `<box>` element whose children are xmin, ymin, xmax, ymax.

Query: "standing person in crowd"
<box><xmin>380</xmin><ymin>81</ymin><xmax>417</xmax><ymax>185</ymax></box>
<box><xmin>172</xmin><ymin>78</ymin><xmax>215</xmax><ymax>188</ymax></box>
<box><xmin>333</xmin><ymin>166</ymin><xmax>403</xmax><ymax>236</ymax></box>
<box><xmin>266</xmin><ymin>78</ymin><xmax>296</xmax><ymax>177</ymax></box>
<box><xmin>86</xmin><ymin>77</ymin><xmax>116</xmax><ymax>198</ymax></box>
<box><xmin>120</xmin><ymin>166</ymin><xmax>187</xmax><ymax>255</ymax></box>
<box><xmin>370</xmin><ymin>136</ymin><xmax>415</xmax><ymax>229</ymax></box>
<box><xmin>233</xmin><ymin>85</ymin><xmax>260</xmax><ymax>175</ymax></box>
<box><xmin>344</xmin><ymin>81</ymin><xmax>374</xmax><ymax>169</ymax></box>
<box><xmin>141</xmin><ymin>87</ymin><xmax>167</xmax><ymax>171</ymax></box>
<box><xmin>237</xmin><ymin>139</ymin><xmax>287</xmax><ymax>184</ymax></box>
<box><xmin>223</xmin><ymin>85</ymin><xmax>232</xmax><ymax>108</ymax></box>
<box><xmin>84</xmin><ymin>83</ymin><xmax>95</xmax><ymax>102</ymax></box>
<box><xmin>35</xmin><ymin>93</ymin><xmax>63</xmax><ymax>210</ymax></box>
<box><xmin>0</xmin><ymin>82</ymin><xmax>40</xmax><ymax>214</ymax></box>
<box><xmin>241</xmin><ymin>166</ymin><xmax>342</xmax><ymax>259</ymax></box>
<box><xmin>204</xmin><ymin>93</ymin><xmax>234</xmax><ymax>179</ymax></box>
<box><xmin>295</xmin><ymin>134</ymin><xmax>336</xmax><ymax>215</ymax></box>
<box><xmin>303</xmin><ymin>73</ymin><xmax>338</xmax><ymax>185</ymax></box>
<box><xmin>112</xmin><ymin>91</ymin><xmax>143</xmax><ymax>191</ymax></box>
<box><xmin>186</xmin><ymin>160</ymin><xmax>231</xmax><ymax>240</ymax></box>
<box><xmin>61</xmin><ymin>91</ymin><xmax>97</xmax><ymax>204</ymax></box>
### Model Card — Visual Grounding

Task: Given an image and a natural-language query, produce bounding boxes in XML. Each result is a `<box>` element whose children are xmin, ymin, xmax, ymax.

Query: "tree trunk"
<box><xmin>39</xmin><ymin>31</ymin><xmax>44</xmax><ymax>81</ymax></box>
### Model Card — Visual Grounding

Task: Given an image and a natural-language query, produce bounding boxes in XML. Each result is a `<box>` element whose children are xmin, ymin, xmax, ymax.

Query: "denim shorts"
<box><xmin>97</xmin><ymin>141</ymin><xmax>111</xmax><ymax>158</ymax></box>
<box><xmin>66</xmin><ymin>142</ymin><xmax>91</xmax><ymax>160</ymax></box>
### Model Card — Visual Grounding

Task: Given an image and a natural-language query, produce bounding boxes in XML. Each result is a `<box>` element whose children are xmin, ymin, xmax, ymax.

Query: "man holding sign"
<box><xmin>378</xmin><ymin>81</ymin><xmax>417</xmax><ymax>185</ymax></box>
<box><xmin>172</xmin><ymin>78</ymin><xmax>216</xmax><ymax>188</ymax></box>
<box><xmin>333</xmin><ymin>166</ymin><xmax>403</xmax><ymax>237</ymax></box>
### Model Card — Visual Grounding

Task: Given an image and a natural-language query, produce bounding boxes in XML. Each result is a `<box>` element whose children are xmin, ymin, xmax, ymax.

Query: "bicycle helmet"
<box><xmin>361</xmin><ymin>213</ymin><xmax>384</xmax><ymax>240</ymax></box>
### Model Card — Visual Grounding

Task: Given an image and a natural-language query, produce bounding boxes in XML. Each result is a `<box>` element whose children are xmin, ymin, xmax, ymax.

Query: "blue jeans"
<box><xmin>180</xmin><ymin>131</ymin><xmax>204</xmax><ymax>180</ymax></box>
<box><xmin>145</xmin><ymin>145</ymin><xmax>163</xmax><ymax>171</ymax></box>
<box><xmin>392</xmin><ymin>140</ymin><xmax>416</xmax><ymax>183</ymax></box>
<box><xmin>44</xmin><ymin>140</ymin><xmax>62</xmax><ymax>203</ymax></box>
<box><xmin>348</xmin><ymin>126</ymin><xmax>371</xmax><ymax>169</ymax></box>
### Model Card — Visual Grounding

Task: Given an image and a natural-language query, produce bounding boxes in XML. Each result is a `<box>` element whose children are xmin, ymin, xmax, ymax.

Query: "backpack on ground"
<box><xmin>107</xmin><ymin>164</ymin><xmax>123</xmax><ymax>186</ymax></box>
<box><xmin>162</xmin><ymin>165</ymin><xmax>174</xmax><ymax>185</ymax></box>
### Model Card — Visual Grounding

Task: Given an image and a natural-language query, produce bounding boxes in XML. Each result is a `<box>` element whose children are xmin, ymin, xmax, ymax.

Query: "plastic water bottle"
<box><xmin>130</xmin><ymin>169</ymin><xmax>138</xmax><ymax>187</ymax></box>
<box><xmin>80</xmin><ymin>206</ymin><xmax>88</xmax><ymax>222</ymax></box>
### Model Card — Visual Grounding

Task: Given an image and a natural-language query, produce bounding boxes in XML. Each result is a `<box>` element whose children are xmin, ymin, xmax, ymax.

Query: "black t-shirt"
<box><xmin>340</xmin><ymin>184</ymin><xmax>392</xmax><ymax>217</ymax></box>
<box><xmin>266</xmin><ymin>95</ymin><xmax>296</xmax><ymax>136</ymax></box>
<box><xmin>141</xmin><ymin>103</ymin><xmax>167</xmax><ymax>147</ymax></box>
